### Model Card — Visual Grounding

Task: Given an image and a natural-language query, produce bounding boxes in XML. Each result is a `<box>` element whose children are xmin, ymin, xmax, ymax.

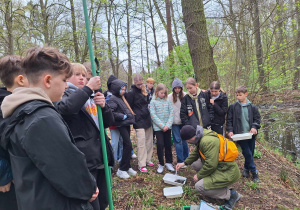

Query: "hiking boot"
<box><xmin>127</xmin><ymin>168</ymin><xmax>137</xmax><ymax>176</ymax></box>
<box><xmin>223</xmin><ymin>189</ymin><xmax>242</xmax><ymax>210</ymax></box>
<box><xmin>117</xmin><ymin>169</ymin><xmax>130</xmax><ymax>179</ymax></box>
<box><xmin>165</xmin><ymin>163</ymin><xmax>175</xmax><ymax>172</ymax></box>
<box><xmin>252</xmin><ymin>171</ymin><xmax>259</xmax><ymax>182</ymax></box>
<box><xmin>242</xmin><ymin>169</ymin><xmax>249</xmax><ymax>178</ymax></box>
<box><xmin>139</xmin><ymin>167</ymin><xmax>148</xmax><ymax>173</ymax></box>
<box><xmin>147</xmin><ymin>161</ymin><xmax>154</xmax><ymax>167</ymax></box>
<box><xmin>157</xmin><ymin>164</ymin><xmax>164</xmax><ymax>173</ymax></box>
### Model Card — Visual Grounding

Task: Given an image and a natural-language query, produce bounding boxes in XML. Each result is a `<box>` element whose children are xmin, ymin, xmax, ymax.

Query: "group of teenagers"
<box><xmin>0</xmin><ymin>46</ymin><xmax>261</xmax><ymax>210</ymax></box>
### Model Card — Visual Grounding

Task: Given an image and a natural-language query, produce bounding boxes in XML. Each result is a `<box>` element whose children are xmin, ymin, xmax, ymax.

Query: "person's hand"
<box><xmin>0</xmin><ymin>182</ymin><xmax>11</xmax><ymax>193</ymax></box>
<box><xmin>89</xmin><ymin>187</ymin><xmax>99</xmax><ymax>202</ymax></box>
<box><xmin>193</xmin><ymin>174</ymin><xmax>199</xmax><ymax>182</ymax></box>
<box><xmin>210</xmin><ymin>99</ymin><xmax>214</xmax><ymax>105</ymax></box>
<box><xmin>228</xmin><ymin>132</ymin><xmax>234</xmax><ymax>137</ymax></box>
<box><xmin>86</xmin><ymin>76</ymin><xmax>101</xmax><ymax>91</ymax></box>
<box><xmin>250</xmin><ymin>128</ymin><xmax>257</xmax><ymax>135</ymax></box>
<box><xmin>176</xmin><ymin>162</ymin><xmax>185</xmax><ymax>171</ymax></box>
<box><xmin>201</xmin><ymin>89</ymin><xmax>207</xmax><ymax>92</ymax></box>
<box><xmin>94</xmin><ymin>92</ymin><xmax>105</xmax><ymax>108</ymax></box>
<box><xmin>163</xmin><ymin>126</ymin><xmax>169</xmax><ymax>132</ymax></box>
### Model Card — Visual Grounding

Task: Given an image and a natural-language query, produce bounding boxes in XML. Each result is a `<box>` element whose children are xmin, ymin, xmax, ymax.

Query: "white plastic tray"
<box><xmin>163</xmin><ymin>186</ymin><xmax>183</xmax><ymax>198</ymax></box>
<box><xmin>163</xmin><ymin>173</ymin><xmax>187</xmax><ymax>186</ymax></box>
<box><xmin>231</xmin><ymin>133</ymin><xmax>253</xmax><ymax>141</ymax></box>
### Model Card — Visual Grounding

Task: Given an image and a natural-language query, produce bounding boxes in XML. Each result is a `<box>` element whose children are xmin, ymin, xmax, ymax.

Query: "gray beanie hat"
<box><xmin>172</xmin><ymin>78</ymin><xmax>183</xmax><ymax>90</ymax></box>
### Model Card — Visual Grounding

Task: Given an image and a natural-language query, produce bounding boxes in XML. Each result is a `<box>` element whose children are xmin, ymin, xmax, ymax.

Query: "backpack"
<box><xmin>199</xmin><ymin>133</ymin><xmax>239</xmax><ymax>162</ymax></box>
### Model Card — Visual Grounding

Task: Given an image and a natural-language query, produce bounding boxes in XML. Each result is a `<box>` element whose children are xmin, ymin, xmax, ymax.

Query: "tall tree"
<box><xmin>276</xmin><ymin>0</ymin><xmax>286</xmax><ymax>76</ymax></box>
<box><xmin>126</xmin><ymin>0</ymin><xmax>133</xmax><ymax>87</ymax></box>
<box><xmin>70</xmin><ymin>0</ymin><xmax>79</xmax><ymax>62</ymax></box>
<box><xmin>166</xmin><ymin>0</ymin><xmax>174</xmax><ymax>80</ymax></box>
<box><xmin>293</xmin><ymin>0</ymin><xmax>300</xmax><ymax>89</ymax></box>
<box><xmin>4</xmin><ymin>0</ymin><xmax>13</xmax><ymax>55</ymax></box>
<box><xmin>181</xmin><ymin>0</ymin><xmax>218</xmax><ymax>88</ymax></box>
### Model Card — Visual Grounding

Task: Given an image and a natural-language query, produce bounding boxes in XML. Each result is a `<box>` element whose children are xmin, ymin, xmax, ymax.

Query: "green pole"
<box><xmin>82</xmin><ymin>1</ymin><xmax>114</xmax><ymax>209</ymax></box>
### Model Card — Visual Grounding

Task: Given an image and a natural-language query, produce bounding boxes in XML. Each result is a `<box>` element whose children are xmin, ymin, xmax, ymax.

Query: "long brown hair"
<box><xmin>154</xmin><ymin>83</ymin><xmax>168</xmax><ymax>100</ymax></box>
<box><xmin>134</xmin><ymin>74</ymin><xmax>148</xmax><ymax>96</ymax></box>
<box><xmin>172</xmin><ymin>87</ymin><xmax>184</xmax><ymax>103</ymax></box>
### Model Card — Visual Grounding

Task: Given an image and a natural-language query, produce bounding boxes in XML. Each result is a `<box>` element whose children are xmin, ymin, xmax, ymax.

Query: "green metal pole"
<box><xmin>82</xmin><ymin>1</ymin><xmax>113</xmax><ymax>209</ymax></box>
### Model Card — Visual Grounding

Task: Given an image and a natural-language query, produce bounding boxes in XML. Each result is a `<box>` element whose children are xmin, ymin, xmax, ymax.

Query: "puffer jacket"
<box><xmin>208</xmin><ymin>90</ymin><xmax>228</xmax><ymax>125</ymax></box>
<box><xmin>184</xmin><ymin>129</ymin><xmax>241</xmax><ymax>190</ymax></box>
<box><xmin>0</xmin><ymin>87</ymin><xmax>96</xmax><ymax>210</ymax></box>
<box><xmin>108</xmin><ymin>79</ymin><xmax>135</xmax><ymax>127</ymax></box>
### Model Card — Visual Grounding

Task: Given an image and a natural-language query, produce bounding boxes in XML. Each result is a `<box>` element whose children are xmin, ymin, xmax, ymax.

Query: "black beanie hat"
<box><xmin>180</xmin><ymin>125</ymin><xmax>196</xmax><ymax>140</ymax></box>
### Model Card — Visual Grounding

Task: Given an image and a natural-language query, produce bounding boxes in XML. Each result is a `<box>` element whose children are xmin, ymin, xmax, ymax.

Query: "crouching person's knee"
<box><xmin>194</xmin><ymin>179</ymin><xmax>205</xmax><ymax>194</ymax></box>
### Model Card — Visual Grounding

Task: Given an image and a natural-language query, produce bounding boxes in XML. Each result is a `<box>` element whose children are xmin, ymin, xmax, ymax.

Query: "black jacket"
<box><xmin>55</xmin><ymin>85</ymin><xmax>114</xmax><ymax>170</ymax></box>
<box><xmin>208</xmin><ymin>91</ymin><xmax>228</xmax><ymax>125</ymax></box>
<box><xmin>126</xmin><ymin>85</ymin><xmax>152</xmax><ymax>129</ymax></box>
<box><xmin>0</xmin><ymin>100</ymin><xmax>96</xmax><ymax>210</ymax></box>
<box><xmin>180</xmin><ymin>91</ymin><xmax>214</xmax><ymax>129</ymax></box>
<box><xmin>226</xmin><ymin>102</ymin><xmax>261</xmax><ymax>134</ymax></box>
<box><xmin>108</xmin><ymin>79</ymin><xmax>135</xmax><ymax>127</ymax></box>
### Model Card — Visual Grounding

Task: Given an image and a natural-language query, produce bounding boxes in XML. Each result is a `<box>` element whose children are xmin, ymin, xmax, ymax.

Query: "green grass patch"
<box><xmin>245</xmin><ymin>181</ymin><xmax>259</xmax><ymax>190</ymax></box>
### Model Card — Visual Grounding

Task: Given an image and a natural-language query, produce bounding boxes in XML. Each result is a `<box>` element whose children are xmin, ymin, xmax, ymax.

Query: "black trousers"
<box><xmin>118</xmin><ymin>126</ymin><xmax>132</xmax><ymax>171</ymax></box>
<box><xmin>90</xmin><ymin>169</ymin><xmax>109</xmax><ymax>210</ymax></box>
<box><xmin>155</xmin><ymin>130</ymin><xmax>173</xmax><ymax>166</ymax></box>
<box><xmin>0</xmin><ymin>182</ymin><xmax>18</xmax><ymax>210</ymax></box>
<box><xmin>211</xmin><ymin>124</ymin><xmax>224</xmax><ymax>135</ymax></box>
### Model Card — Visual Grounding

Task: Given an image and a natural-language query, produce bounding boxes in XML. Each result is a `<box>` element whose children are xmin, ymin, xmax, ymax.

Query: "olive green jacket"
<box><xmin>185</xmin><ymin>129</ymin><xmax>241</xmax><ymax>190</ymax></box>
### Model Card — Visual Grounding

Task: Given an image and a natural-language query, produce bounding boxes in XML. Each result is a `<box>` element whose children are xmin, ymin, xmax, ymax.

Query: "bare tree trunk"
<box><xmin>166</xmin><ymin>0</ymin><xmax>174</xmax><ymax>80</ymax></box>
<box><xmin>144</xmin><ymin>15</ymin><xmax>150</xmax><ymax>73</ymax></box>
<box><xmin>126</xmin><ymin>0</ymin><xmax>133</xmax><ymax>87</ymax></box>
<box><xmin>250</xmin><ymin>0</ymin><xmax>267</xmax><ymax>91</ymax></box>
<box><xmin>70</xmin><ymin>0</ymin><xmax>79</xmax><ymax>62</ymax></box>
<box><xmin>40</xmin><ymin>0</ymin><xmax>49</xmax><ymax>45</ymax></box>
<box><xmin>113</xmin><ymin>6</ymin><xmax>120</xmax><ymax>77</ymax></box>
<box><xmin>171</xmin><ymin>1</ymin><xmax>180</xmax><ymax>46</ymax></box>
<box><xmin>276</xmin><ymin>0</ymin><xmax>286</xmax><ymax>76</ymax></box>
<box><xmin>293</xmin><ymin>0</ymin><xmax>300</xmax><ymax>89</ymax></box>
<box><xmin>105</xmin><ymin>2</ymin><xmax>116</xmax><ymax>75</ymax></box>
<box><xmin>4</xmin><ymin>0</ymin><xmax>13</xmax><ymax>55</ymax></box>
<box><xmin>149</xmin><ymin>0</ymin><xmax>161</xmax><ymax>67</ymax></box>
<box><xmin>181</xmin><ymin>0</ymin><xmax>218</xmax><ymax>89</ymax></box>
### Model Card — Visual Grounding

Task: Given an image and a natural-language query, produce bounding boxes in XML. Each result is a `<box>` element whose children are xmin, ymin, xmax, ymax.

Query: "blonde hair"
<box><xmin>71</xmin><ymin>63</ymin><xmax>87</xmax><ymax>75</ymax></box>
<box><xmin>155</xmin><ymin>83</ymin><xmax>168</xmax><ymax>99</ymax></box>
<box><xmin>134</xmin><ymin>74</ymin><xmax>148</xmax><ymax>96</ymax></box>
<box><xmin>185</xmin><ymin>77</ymin><xmax>197</xmax><ymax>86</ymax></box>
<box><xmin>146</xmin><ymin>78</ymin><xmax>155</xmax><ymax>84</ymax></box>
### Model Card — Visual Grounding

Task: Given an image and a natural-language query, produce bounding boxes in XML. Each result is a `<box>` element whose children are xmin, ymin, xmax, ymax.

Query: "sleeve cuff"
<box><xmin>82</xmin><ymin>86</ymin><xmax>93</xmax><ymax>96</ymax></box>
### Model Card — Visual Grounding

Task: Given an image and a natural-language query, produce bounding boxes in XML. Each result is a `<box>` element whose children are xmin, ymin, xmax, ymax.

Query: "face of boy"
<box><xmin>147</xmin><ymin>82</ymin><xmax>154</xmax><ymax>90</ymax></box>
<box><xmin>210</xmin><ymin>89</ymin><xmax>220</xmax><ymax>97</ymax></box>
<box><xmin>48</xmin><ymin>73</ymin><xmax>68</xmax><ymax>102</ymax></box>
<box><xmin>67</xmin><ymin>70</ymin><xmax>87</xmax><ymax>89</ymax></box>
<box><xmin>186</xmin><ymin>136</ymin><xmax>196</xmax><ymax>144</ymax></box>
<box><xmin>186</xmin><ymin>84</ymin><xmax>197</xmax><ymax>95</ymax></box>
<box><xmin>236</xmin><ymin>92</ymin><xmax>248</xmax><ymax>103</ymax></box>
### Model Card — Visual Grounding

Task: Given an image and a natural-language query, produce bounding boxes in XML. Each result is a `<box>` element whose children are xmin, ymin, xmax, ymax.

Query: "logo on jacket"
<box><xmin>187</xmin><ymin>105</ymin><xmax>193</xmax><ymax>117</ymax></box>
<box><xmin>200</xmin><ymin>98</ymin><xmax>206</xmax><ymax>110</ymax></box>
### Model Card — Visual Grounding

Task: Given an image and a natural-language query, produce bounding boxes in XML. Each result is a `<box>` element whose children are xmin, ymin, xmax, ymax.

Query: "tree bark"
<box><xmin>171</xmin><ymin>1</ymin><xmax>180</xmax><ymax>46</ymax></box>
<box><xmin>70</xmin><ymin>0</ymin><xmax>79</xmax><ymax>62</ymax></box>
<box><xmin>39</xmin><ymin>0</ymin><xmax>49</xmax><ymax>45</ymax></box>
<box><xmin>276</xmin><ymin>0</ymin><xmax>286</xmax><ymax>76</ymax></box>
<box><xmin>250</xmin><ymin>0</ymin><xmax>267</xmax><ymax>91</ymax></box>
<box><xmin>126</xmin><ymin>0</ymin><xmax>133</xmax><ymax>87</ymax></box>
<box><xmin>4</xmin><ymin>0</ymin><xmax>13</xmax><ymax>55</ymax></box>
<box><xmin>293</xmin><ymin>0</ymin><xmax>300</xmax><ymax>89</ymax></box>
<box><xmin>144</xmin><ymin>15</ymin><xmax>150</xmax><ymax>73</ymax></box>
<box><xmin>181</xmin><ymin>0</ymin><xmax>218</xmax><ymax>89</ymax></box>
<box><xmin>105</xmin><ymin>2</ymin><xmax>116</xmax><ymax>76</ymax></box>
<box><xmin>166</xmin><ymin>0</ymin><xmax>174</xmax><ymax>80</ymax></box>
<box><xmin>113</xmin><ymin>5</ymin><xmax>120</xmax><ymax>77</ymax></box>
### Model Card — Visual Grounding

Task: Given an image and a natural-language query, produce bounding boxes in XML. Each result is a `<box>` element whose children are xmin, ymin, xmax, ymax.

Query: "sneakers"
<box><xmin>127</xmin><ymin>168</ymin><xmax>137</xmax><ymax>176</ymax></box>
<box><xmin>131</xmin><ymin>153</ymin><xmax>137</xmax><ymax>159</ymax></box>
<box><xmin>147</xmin><ymin>161</ymin><xmax>154</xmax><ymax>166</ymax></box>
<box><xmin>223</xmin><ymin>189</ymin><xmax>242</xmax><ymax>210</ymax></box>
<box><xmin>165</xmin><ymin>163</ymin><xmax>175</xmax><ymax>172</ymax></box>
<box><xmin>139</xmin><ymin>167</ymin><xmax>148</xmax><ymax>173</ymax></box>
<box><xmin>117</xmin><ymin>169</ymin><xmax>130</xmax><ymax>179</ymax></box>
<box><xmin>252</xmin><ymin>171</ymin><xmax>259</xmax><ymax>182</ymax></box>
<box><xmin>242</xmin><ymin>169</ymin><xmax>249</xmax><ymax>178</ymax></box>
<box><xmin>157</xmin><ymin>164</ymin><xmax>164</xmax><ymax>173</ymax></box>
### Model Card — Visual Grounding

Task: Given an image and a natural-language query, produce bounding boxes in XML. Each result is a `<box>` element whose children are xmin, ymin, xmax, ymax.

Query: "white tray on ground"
<box><xmin>163</xmin><ymin>186</ymin><xmax>183</xmax><ymax>198</ymax></box>
<box><xmin>231</xmin><ymin>133</ymin><xmax>253</xmax><ymax>141</ymax></box>
<box><xmin>163</xmin><ymin>173</ymin><xmax>187</xmax><ymax>186</ymax></box>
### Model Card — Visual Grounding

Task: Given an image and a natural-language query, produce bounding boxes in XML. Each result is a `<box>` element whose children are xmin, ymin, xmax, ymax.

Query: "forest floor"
<box><xmin>108</xmin><ymin>89</ymin><xmax>300</xmax><ymax>210</ymax></box>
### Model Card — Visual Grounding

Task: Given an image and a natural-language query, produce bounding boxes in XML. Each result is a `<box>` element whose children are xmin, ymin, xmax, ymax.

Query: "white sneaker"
<box><xmin>157</xmin><ymin>164</ymin><xmax>164</xmax><ymax>173</ymax></box>
<box><xmin>131</xmin><ymin>153</ymin><xmax>137</xmax><ymax>159</ymax></box>
<box><xmin>127</xmin><ymin>168</ymin><xmax>137</xmax><ymax>176</ymax></box>
<box><xmin>117</xmin><ymin>169</ymin><xmax>130</xmax><ymax>179</ymax></box>
<box><xmin>165</xmin><ymin>163</ymin><xmax>175</xmax><ymax>172</ymax></box>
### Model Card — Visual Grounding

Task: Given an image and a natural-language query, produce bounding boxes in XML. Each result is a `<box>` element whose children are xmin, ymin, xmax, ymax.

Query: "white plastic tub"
<box><xmin>231</xmin><ymin>133</ymin><xmax>253</xmax><ymax>141</ymax></box>
<box><xmin>163</xmin><ymin>186</ymin><xmax>183</xmax><ymax>198</ymax></box>
<box><xmin>163</xmin><ymin>173</ymin><xmax>187</xmax><ymax>186</ymax></box>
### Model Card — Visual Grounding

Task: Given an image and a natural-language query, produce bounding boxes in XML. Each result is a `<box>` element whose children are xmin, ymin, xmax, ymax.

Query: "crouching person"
<box><xmin>176</xmin><ymin>125</ymin><xmax>241</xmax><ymax>210</ymax></box>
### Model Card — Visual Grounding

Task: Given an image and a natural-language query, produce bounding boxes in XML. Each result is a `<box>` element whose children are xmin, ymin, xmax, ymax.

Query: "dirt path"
<box><xmin>109</xmin><ymin>129</ymin><xmax>300</xmax><ymax>210</ymax></box>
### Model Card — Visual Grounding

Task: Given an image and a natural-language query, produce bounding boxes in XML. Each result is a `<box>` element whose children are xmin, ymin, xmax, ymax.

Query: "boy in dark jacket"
<box><xmin>55</xmin><ymin>63</ymin><xmax>114</xmax><ymax>210</ymax></box>
<box><xmin>0</xmin><ymin>55</ymin><xmax>27</xmax><ymax>210</ymax></box>
<box><xmin>226</xmin><ymin>85</ymin><xmax>261</xmax><ymax>182</ymax></box>
<box><xmin>0</xmin><ymin>47</ymin><xmax>98</xmax><ymax>210</ymax></box>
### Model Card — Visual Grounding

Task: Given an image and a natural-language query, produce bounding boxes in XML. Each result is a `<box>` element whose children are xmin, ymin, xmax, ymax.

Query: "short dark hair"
<box><xmin>22</xmin><ymin>46</ymin><xmax>72</xmax><ymax>84</ymax></box>
<box><xmin>210</xmin><ymin>81</ymin><xmax>220</xmax><ymax>90</ymax></box>
<box><xmin>236</xmin><ymin>85</ymin><xmax>247</xmax><ymax>93</ymax></box>
<box><xmin>0</xmin><ymin>55</ymin><xmax>25</xmax><ymax>88</ymax></box>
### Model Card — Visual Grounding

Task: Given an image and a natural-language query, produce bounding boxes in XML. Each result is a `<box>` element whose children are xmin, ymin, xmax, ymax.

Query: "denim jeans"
<box><xmin>110</xmin><ymin>128</ymin><xmax>123</xmax><ymax>163</ymax></box>
<box><xmin>172</xmin><ymin>125</ymin><xmax>189</xmax><ymax>163</ymax></box>
<box><xmin>238</xmin><ymin>135</ymin><xmax>257</xmax><ymax>172</ymax></box>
